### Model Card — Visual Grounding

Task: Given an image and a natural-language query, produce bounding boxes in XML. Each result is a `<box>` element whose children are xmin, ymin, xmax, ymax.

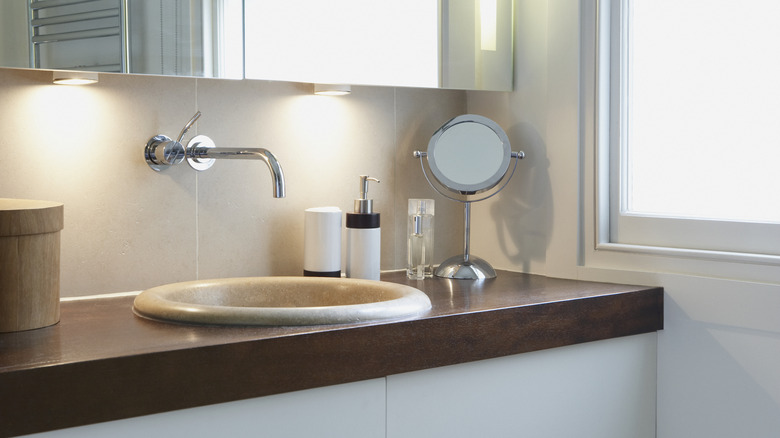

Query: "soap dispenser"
<box><xmin>346</xmin><ymin>175</ymin><xmax>381</xmax><ymax>280</ymax></box>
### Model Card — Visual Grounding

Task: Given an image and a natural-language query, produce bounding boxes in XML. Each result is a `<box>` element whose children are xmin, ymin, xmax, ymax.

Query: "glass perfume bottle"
<box><xmin>407</xmin><ymin>199</ymin><xmax>434</xmax><ymax>279</ymax></box>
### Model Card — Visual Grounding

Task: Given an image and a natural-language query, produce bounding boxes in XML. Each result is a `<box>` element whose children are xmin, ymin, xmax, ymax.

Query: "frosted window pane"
<box><xmin>626</xmin><ymin>0</ymin><xmax>780</xmax><ymax>223</ymax></box>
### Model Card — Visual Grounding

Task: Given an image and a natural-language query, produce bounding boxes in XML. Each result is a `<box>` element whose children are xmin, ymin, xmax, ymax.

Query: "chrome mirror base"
<box><xmin>434</xmin><ymin>255</ymin><xmax>497</xmax><ymax>280</ymax></box>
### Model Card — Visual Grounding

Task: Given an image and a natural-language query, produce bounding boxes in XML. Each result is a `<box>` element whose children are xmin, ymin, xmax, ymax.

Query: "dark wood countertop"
<box><xmin>0</xmin><ymin>271</ymin><xmax>663</xmax><ymax>437</ymax></box>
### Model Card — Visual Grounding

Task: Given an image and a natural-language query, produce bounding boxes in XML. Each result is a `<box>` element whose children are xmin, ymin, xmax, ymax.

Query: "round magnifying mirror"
<box><xmin>427</xmin><ymin>114</ymin><xmax>511</xmax><ymax>194</ymax></box>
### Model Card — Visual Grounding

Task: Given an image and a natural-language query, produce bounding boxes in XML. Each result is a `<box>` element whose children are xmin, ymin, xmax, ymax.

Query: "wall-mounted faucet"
<box><xmin>144</xmin><ymin>111</ymin><xmax>286</xmax><ymax>198</ymax></box>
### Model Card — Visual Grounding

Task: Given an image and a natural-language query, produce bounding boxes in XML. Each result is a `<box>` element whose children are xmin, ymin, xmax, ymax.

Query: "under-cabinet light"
<box><xmin>52</xmin><ymin>71</ymin><xmax>99</xmax><ymax>85</ymax></box>
<box><xmin>314</xmin><ymin>84</ymin><xmax>351</xmax><ymax>96</ymax></box>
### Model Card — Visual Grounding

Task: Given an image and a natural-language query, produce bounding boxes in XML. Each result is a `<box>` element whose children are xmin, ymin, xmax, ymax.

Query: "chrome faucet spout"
<box><xmin>190</xmin><ymin>146</ymin><xmax>286</xmax><ymax>198</ymax></box>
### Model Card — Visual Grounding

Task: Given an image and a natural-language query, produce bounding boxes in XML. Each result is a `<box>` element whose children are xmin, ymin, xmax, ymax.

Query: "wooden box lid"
<box><xmin>0</xmin><ymin>199</ymin><xmax>64</xmax><ymax>237</ymax></box>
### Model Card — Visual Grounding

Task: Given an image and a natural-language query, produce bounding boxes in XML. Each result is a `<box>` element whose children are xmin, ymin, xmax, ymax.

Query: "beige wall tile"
<box><xmin>0</xmin><ymin>68</ymin><xmax>468</xmax><ymax>295</ymax></box>
<box><xmin>194</xmin><ymin>80</ymin><xmax>398</xmax><ymax>278</ymax></box>
<box><xmin>0</xmin><ymin>69</ymin><xmax>198</xmax><ymax>295</ymax></box>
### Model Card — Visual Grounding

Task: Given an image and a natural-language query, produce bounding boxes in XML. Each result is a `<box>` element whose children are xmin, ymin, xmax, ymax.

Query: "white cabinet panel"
<box><xmin>386</xmin><ymin>334</ymin><xmax>657</xmax><ymax>438</ymax></box>
<box><xmin>28</xmin><ymin>378</ymin><xmax>386</xmax><ymax>438</ymax></box>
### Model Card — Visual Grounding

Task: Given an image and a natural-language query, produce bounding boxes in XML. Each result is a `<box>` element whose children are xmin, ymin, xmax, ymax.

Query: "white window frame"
<box><xmin>580</xmin><ymin>0</ymin><xmax>780</xmax><ymax>283</ymax></box>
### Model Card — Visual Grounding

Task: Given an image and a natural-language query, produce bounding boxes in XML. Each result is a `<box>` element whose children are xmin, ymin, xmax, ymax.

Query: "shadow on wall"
<box><xmin>490</xmin><ymin>121</ymin><xmax>552</xmax><ymax>271</ymax></box>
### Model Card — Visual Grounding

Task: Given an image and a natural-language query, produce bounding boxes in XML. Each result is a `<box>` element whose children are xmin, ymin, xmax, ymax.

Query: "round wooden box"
<box><xmin>0</xmin><ymin>199</ymin><xmax>64</xmax><ymax>332</ymax></box>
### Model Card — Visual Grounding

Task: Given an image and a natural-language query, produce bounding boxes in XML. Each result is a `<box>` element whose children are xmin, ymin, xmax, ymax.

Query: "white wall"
<box><xmin>467</xmin><ymin>1</ymin><xmax>780</xmax><ymax>437</ymax></box>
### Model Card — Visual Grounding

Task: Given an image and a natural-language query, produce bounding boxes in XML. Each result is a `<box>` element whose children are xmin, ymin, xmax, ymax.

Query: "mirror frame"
<box><xmin>426</xmin><ymin>114</ymin><xmax>512</xmax><ymax>194</ymax></box>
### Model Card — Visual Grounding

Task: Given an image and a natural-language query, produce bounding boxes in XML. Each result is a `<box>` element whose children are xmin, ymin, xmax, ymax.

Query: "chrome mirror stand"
<box><xmin>413</xmin><ymin>115</ymin><xmax>524</xmax><ymax>280</ymax></box>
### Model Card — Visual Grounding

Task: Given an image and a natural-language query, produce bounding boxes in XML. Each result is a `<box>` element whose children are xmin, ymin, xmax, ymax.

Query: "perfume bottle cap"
<box><xmin>408</xmin><ymin>199</ymin><xmax>435</xmax><ymax>216</ymax></box>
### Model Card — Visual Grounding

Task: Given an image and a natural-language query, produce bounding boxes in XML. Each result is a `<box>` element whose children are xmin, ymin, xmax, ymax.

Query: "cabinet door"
<box><xmin>387</xmin><ymin>333</ymin><xmax>657</xmax><ymax>438</ymax></box>
<box><xmin>30</xmin><ymin>378</ymin><xmax>386</xmax><ymax>438</ymax></box>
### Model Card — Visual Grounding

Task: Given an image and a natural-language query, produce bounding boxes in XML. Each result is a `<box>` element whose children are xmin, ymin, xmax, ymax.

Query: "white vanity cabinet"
<box><xmin>27</xmin><ymin>379</ymin><xmax>387</xmax><ymax>438</ymax></box>
<box><xmin>386</xmin><ymin>333</ymin><xmax>657</xmax><ymax>438</ymax></box>
<box><xmin>28</xmin><ymin>334</ymin><xmax>655</xmax><ymax>438</ymax></box>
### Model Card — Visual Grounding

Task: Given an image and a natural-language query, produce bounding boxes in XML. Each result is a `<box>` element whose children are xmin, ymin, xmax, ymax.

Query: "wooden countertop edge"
<box><xmin>0</xmin><ymin>286</ymin><xmax>662</xmax><ymax>437</ymax></box>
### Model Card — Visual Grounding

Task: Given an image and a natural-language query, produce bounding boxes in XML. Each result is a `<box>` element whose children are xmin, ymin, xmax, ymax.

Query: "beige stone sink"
<box><xmin>133</xmin><ymin>276</ymin><xmax>432</xmax><ymax>326</ymax></box>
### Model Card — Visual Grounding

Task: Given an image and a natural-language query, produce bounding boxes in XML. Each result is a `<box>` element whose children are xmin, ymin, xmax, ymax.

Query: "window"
<box><xmin>600</xmin><ymin>0</ymin><xmax>780</xmax><ymax>259</ymax></box>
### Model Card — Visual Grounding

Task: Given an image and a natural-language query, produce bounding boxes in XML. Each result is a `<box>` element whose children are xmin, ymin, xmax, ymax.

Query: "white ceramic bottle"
<box><xmin>346</xmin><ymin>175</ymin><xmax>381</xmax><ymax>280</ymax></box>
<box><xmin>303</xmin><ymin>206</ymin><xmax>342</xmax><ymax>277</ymax></box>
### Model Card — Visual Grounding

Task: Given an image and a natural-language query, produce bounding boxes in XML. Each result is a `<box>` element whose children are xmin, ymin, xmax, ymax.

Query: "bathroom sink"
<box><xmin>133</xmin><ymin>276</ymin><xmax>432</xmax><ymax>326</ymax></box>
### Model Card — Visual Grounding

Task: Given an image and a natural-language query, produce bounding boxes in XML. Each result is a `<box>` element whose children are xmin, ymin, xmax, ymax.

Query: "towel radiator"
<box><xmin>29</xmin><ymin>0</ymin><xmax>129</xmax><ymax>72</ymax></box>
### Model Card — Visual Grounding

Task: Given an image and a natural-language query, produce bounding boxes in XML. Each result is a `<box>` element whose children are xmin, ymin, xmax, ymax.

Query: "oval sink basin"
<box><xmin>133</xmin><ymin>276</ymin><xmax>432</xmax><ymax>326</ymax></box>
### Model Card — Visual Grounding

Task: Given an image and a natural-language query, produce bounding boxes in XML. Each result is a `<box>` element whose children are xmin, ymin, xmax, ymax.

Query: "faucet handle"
<box><xmin>144</xmin><ymin>111</ymin><xmax>201</xmax><ymax>172</ymax></box>
<box><xmin>144</xmin><ymin>135</ymin><xmax>185</xmax><ymax>172</ymax></box>
<box><xmin>177</xmin><ymin>111</ymin><xmax>201</xmax><ymax>144</ymax></box>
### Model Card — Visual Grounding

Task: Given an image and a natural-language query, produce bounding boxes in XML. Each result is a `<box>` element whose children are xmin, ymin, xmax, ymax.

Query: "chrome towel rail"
<box><xmin>29</xmin><ymin>0</ymin><xmax>128</xmax><ymax>72</ymax></box>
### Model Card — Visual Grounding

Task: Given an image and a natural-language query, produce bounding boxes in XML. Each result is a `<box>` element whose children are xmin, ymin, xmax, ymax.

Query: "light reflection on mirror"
<box><xmin>244</xmin><ymin>0</ymin><xmax>439</xmax><ymax>88</ymax></box>
<box><xmin>245</xmin><ymin>0</ymin><xmax>513</xmax><ymax>91</ymax></box>
<box><xmin>127</xmin><ymin>0</ymin><xmax>244</xmax><ymax>78</ymax></box>
<box><xmin>480</xmin><ymin>0</ymin><xmax>498</xmax><ymax>51</ymax></box>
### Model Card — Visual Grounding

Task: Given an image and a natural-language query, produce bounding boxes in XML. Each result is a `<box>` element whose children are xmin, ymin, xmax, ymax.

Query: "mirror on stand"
<box><xmin>414</xmin><ymin>114</ymin><xmax>525</xmax><ymax>279</ymax></box>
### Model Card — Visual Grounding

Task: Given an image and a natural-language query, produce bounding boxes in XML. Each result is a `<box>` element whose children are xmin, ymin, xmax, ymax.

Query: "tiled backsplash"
<box><xmin>0</xmin><ymin>68</ymin><xmax>466</xmax><ymax>296</ymax></box>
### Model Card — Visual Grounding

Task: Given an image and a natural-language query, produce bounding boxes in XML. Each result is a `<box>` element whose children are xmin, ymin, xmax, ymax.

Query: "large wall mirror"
<box><xmin>0</xmin><ymin>0</ymin><xmax>513</xmax><ymax>90</ymax></box>
<box><xmin>0</xmin><ymin>0</ymin><xmax>244</xmax><ymax>79</ymax></box>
